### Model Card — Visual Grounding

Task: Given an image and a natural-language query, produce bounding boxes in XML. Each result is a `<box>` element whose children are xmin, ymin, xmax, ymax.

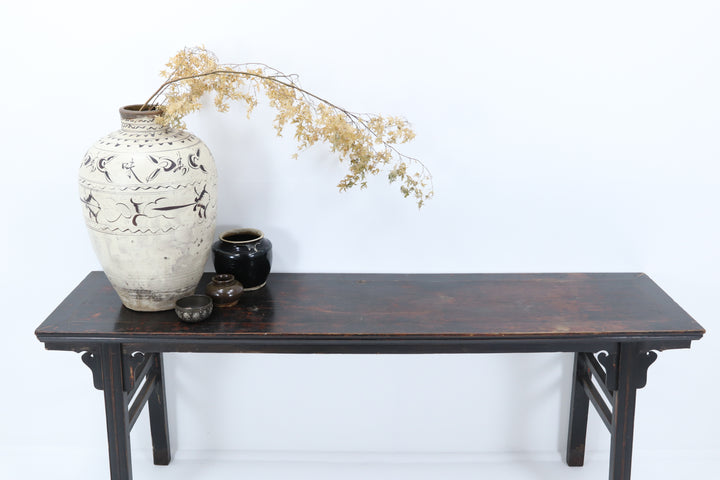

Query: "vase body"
<box><xmin>212</xmin><ymin>228</ymin><xmax>272</xmax><ymax>291</ymax></box>
<box><xmin>79</xmin><ymin>105</ymin><xmax>218</xmax><ymax>311</ymax></box>
<box><xmin>205</xmin><ymin>274</ymin><xmax>244</xmax><ymax>307</ymax></box>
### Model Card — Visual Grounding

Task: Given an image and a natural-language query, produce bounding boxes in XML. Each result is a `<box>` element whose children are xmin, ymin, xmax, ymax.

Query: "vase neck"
<box><xmin>120</xmin><ymin>116</ymin><xmax>167</xmax><ymax>133</ymax></box>
<box><xmin>119</xmin><ymin>105</ymin><xmax>167</xmax><ymax>133</ymax></box>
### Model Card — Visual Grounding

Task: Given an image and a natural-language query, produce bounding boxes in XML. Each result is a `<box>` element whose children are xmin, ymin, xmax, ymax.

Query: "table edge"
<box><xmin>37</xmin><ymin>331</ymin><xmax>702</xmax><ymax>355</ymax></box>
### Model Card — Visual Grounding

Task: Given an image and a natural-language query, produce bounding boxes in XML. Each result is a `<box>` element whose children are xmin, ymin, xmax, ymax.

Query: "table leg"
<box><xmin>148</xmin><ymin>353</ymin><xmax>171</xmax><ymax>465</ymax></box>
<box><xmin>607</xmin><ymin>343</ymin><xmax>642</xmax><ymax>480</ymax></box>
<box><xmin>565</xmin><ymin>345</ymin><xmax>657</xmax><ymax>480</ymax></box>
<box><xmin>606</xmin><ymin>342</ymin><xmax>658</xmax><ymax>480</ymax></box>
<box><xmin>566</xmin><ymin>352</ymin><xmax>590</xmax><ymax>466</ymax></box>
<box><xmin>99</xmin><ymin>343</ymin><xmax>133</xmax><ymax>480</ymax></box>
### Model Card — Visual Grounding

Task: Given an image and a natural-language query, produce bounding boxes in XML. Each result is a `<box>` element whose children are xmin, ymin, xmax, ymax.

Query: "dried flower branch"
<box><xmin>140</xmin><ymin>47</ymin><xmax>433</xmax><ymax>207</ymax></box>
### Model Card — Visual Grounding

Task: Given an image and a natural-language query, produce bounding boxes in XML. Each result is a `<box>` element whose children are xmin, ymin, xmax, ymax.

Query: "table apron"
<box><xmin>39</xmin><ymin>336</ymin><xmax>697</xmax><ymax>355</ymax></box>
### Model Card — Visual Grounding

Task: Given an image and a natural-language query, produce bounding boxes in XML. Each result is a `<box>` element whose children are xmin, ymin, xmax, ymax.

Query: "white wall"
<box><xmin>2</xmin><ymin>0</ymin><xmax>718</xmax><ymax>476</ymax></box>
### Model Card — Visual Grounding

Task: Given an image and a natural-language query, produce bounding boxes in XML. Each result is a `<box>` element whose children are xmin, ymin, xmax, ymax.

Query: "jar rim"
<box><xmin>212</xmin><ymin>274</ymin><xmax>236</xmax><ymax>284</ymax></box>
<box><xmin>120</xmin><ymin>104</ymin><xmax>164</xmax><ymax>120</ymax></box>
<box><xmin>220</xmin><ymin>228</ymin><xmax>264</xmax><ymax>244</ymax></box>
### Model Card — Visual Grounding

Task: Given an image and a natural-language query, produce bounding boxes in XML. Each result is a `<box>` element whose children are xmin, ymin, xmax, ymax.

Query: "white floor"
<box><xmin>6</xmin><ymin>449</ymin><xmax>718</xmax><ymax>480</ymax></box>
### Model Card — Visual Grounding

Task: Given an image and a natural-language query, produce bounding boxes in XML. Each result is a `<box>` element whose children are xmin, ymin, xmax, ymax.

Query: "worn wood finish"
<box><xmin>35</xmin><ymin>272</ymin><xmax>705</xmax><ymax>480</ymax></box>
<box><xmin>36</xmin><ymin>272</ymin><xmax>703</xmax><ymax>352</ymax></box>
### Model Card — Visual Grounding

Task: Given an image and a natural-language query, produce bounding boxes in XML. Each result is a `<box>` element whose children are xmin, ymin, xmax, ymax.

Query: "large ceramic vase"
<box><xmin>78</xmin><ymin>105</ymin><xmax>218</xmax><ymax>311</ymax></box>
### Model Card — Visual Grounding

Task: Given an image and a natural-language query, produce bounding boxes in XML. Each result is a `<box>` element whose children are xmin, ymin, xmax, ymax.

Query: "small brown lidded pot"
<box><xmin>205</xmin><ymin>274</ymin><xmax>244</xmax><ymax>307</ymax></box>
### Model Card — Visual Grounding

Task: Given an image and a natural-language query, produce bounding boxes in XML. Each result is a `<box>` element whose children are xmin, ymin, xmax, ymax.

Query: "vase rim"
<box><xmin>220</xmin><ymin>228</ymin><xmax>264</xmax><ymax>244</ymax></box>
<box><xmin>120</xmin><ymin>104</ymin><xmax>164</xmax><ymax>120</ymax></box>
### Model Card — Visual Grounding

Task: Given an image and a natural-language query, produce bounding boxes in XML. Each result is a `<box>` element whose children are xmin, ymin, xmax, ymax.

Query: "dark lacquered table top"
<box><xmin>35</xmin><ymin>272</ymin><xmax>704</xmax><ymax>353</ymax></box>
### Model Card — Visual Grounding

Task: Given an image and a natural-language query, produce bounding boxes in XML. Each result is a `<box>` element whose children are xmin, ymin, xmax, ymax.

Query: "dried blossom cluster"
<box><xmin>141</xmin><ymin>47</ymin><xmax>433</xmax><ymax>207</ymax></box>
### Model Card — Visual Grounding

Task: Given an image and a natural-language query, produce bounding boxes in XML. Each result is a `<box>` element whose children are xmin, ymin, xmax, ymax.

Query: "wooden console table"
<box><xmin>35</xmin><ymin>272</ymin><xmax>704</xmax><ymax>480</ymax></box>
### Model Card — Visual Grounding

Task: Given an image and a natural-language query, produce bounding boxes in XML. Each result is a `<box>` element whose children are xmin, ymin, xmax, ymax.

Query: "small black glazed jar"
<box><xmin>211</xmin><ymin>228</ymin><xmax>273</xmax><ymax>290</ymax></box>
<box><xmin>205</xmin><ymin>274</ymin><xmax>244</xmax><ymax>307</ymax></box>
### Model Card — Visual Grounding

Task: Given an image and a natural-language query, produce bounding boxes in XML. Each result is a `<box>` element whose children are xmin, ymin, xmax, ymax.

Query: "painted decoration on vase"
<box><xmin>79</xmin><ymin>106</ymin><xmax>218</xmax><ymax>311</ymax></box>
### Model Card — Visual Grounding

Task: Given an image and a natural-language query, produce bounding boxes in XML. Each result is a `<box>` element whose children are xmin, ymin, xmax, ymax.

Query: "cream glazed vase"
<box><xmin>79</xmin><ymin>105</ymin><xmax>218</xmax><ymax>311</ymax></box>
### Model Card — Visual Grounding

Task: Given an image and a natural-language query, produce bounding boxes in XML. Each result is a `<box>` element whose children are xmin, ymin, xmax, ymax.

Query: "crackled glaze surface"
<box><xmin>78</xmin><ymin>107</ymin><xmax>218</xmax><ymax>311</ymax></box>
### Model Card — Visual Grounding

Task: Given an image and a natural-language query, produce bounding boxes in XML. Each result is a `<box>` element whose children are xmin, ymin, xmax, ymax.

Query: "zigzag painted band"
<box><xmin>84</xmin><ymin>223</ymin><xmax>179</xmax><ymax>235</ymax></box>
<box><xmin>79</xmin><ymin>178</ymin><xmax>211</xmax><ymax>191</ymax></box>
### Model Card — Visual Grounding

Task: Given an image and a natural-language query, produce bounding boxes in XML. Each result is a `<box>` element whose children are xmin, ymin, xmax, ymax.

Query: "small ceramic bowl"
<box><xmin>175</xmin><ymin>295</ymin><xmax>213</xmax><ymax>323</ymax></box>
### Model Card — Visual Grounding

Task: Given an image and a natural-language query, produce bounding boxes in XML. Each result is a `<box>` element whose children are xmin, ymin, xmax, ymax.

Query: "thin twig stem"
<box><xmin>141</xmin><ymin>70</ymin><xmax>344</xmax><ymax>114</ymax></box>
<box><xmin>142</xmin><ymin>52</ymin><xmax>433</xmax><ymax>205</ymax></box>
<box><xmin>141</xmin><ymin>68</ymin><xmax>433</xmax><ymax>182</ymax></box>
